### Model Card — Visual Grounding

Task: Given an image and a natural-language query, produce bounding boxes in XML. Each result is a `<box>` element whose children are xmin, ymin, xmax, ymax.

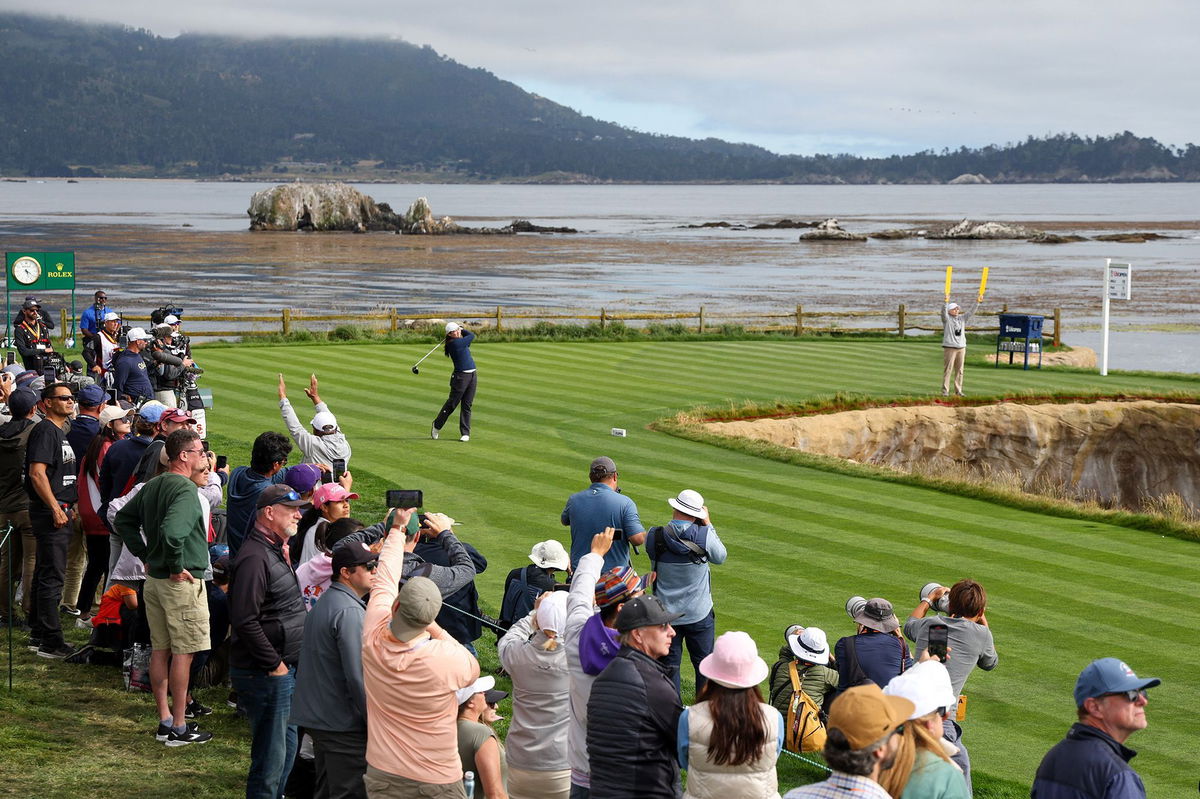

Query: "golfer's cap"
<box><xmin>1074</xmin><ymin>658</ymin><xmax>1161</xmax><ymax>707</ymax></box>
<box><xmin>256</xmin><ymin>484</ymin><xmax>311</xmax><ymax>510</ymax></box>
<box><xmin>164</xmin><ymin>314</ymin><xmax>181</xmax><ymax>325</ymax></box>
<box><xmin>455</xmin><ymin>675</ymin><xmax>496</xmax><ymax>705</ymax></box>
<box><xmin>311</xmin><ymin>410</ymin><xmax>338</xmax><ymax>431</ymax></box>
<box><xmin>445</xmin><ymin>322</ymin><xmax>461</xmax><ymax>333</ymax></box>
<box><xmin>590</xmin><ymin>456</ymin><xmax>617</xmax><ymax>477</ymax></box>
<box><xmin>102</xmin><ymin>311</ymin><xmax>121</xmax><ymax>322</ymax></box>
<box><xmin>828</xmin><ymin>684</ymin><xmax>914</xmax><ymax>749</ymax></box>
<box><xmin>126</xmin><ymin>327</ymin><xmax>154</xmax><ymax>341</ymax></box>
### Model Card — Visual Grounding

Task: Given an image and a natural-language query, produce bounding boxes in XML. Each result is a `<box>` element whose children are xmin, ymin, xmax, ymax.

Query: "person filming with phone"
<box><xmin>904</xmin><ymin>579</ymin><xmax>998</xmax><ymax>793</ymax></box>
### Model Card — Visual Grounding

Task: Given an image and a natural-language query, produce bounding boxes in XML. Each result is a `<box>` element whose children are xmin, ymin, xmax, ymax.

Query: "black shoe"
<box><xmin>58</xmin><ymin>605</ymin><xmax>81</xmax><ymax>617</ymax></box>
<box><xmin>64</xmin><ymin>644</ymin><xmax>95</xmax><ymax>664</ymax></box>
<box><xmin>156</xmin><ymin>721</ymin><xmax>198</xmax><ymax>742</ymax></box>
<box><xmin>26</xmin><ymin>636</ymin><xmax>42</xmax><ymax>652</ymax></box>
<box><xmin>165</xmin><ymin>725</ymin><xmax>213</xmax><ymax>746</ymax></box>
<box><xmin>226</xmin><ymin>691</ymin><xmax>238</xmax><ymax>709</ymax></box>
<box><xmin>36</xmin><ymin>642</ymin><xmax>77</xmax><ymax>659</ymax></box>
<box><xmin>185</xmin><ymin>700</ymin><xmax>212</xmax><ymax>718</ymax></box>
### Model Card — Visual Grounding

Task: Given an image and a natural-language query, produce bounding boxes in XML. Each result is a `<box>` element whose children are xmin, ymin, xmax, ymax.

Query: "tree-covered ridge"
<box><xmin>2</xmin><ymin>13</ymin><xmax>1198</xmax><ymax>182</ymax></box>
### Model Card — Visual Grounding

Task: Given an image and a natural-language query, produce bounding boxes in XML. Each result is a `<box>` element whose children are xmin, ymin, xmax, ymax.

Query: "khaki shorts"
<box><xmin>364</xmin><ymin>766</ymin><xmax>465</xmax><ymax>799</ymax></box>
<box><xmin>144</xmin><ymin>576</ymin><xmax>210</xmax><ymax>654</ymax></box>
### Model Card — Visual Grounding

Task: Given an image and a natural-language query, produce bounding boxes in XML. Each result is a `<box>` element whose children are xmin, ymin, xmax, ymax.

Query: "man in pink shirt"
<box><xmin>361</xmin><ymin>509</ymin><xmax>479</xmax><ymax>799</ymax></box>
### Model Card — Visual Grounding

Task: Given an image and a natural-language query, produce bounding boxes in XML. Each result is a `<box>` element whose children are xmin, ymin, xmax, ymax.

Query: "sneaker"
<box><xmin>26</xmin><ymin>636</ymin><xmax>42</xmax><ymax>652</ymax></box>
<box><xmin>58</xmin><ymin>605</ymin><xmax>81</xmax><ymax>617</ymax></box>
<box><xmin>185</xmin><ymin>700</ymin><xmax>213</xmax><ymax>719</ymax></box>
<box><xmin>75</xmin><ymin>616</ymin><xmax>94</xmax><ymax>629</ymax></box>
<box><xmin>460</xmin><ymin>435</ymin><xmax>470</xmax><ymax>442</ymax></box>
<box><xmin>430</xmin><ymin>426</ymin><xmax>439</xmax><ymax>440</ymax></box>
<box><xmin>225</xmin><ymin>691</ymin><xmax>239</xmax><ymax>709</ymax></box>
<box><xmin>166</xmin><ymin>726</ymin><xmax>213</xmax><ymax>747</ymax></box>
<box><xmin>37</xmin><ymin>642</ymin><xmax>77</xmax><ymax>659</ymax></box>
<box><xmin>156</xmin><ymin>721</ymin><xmax>198</xmax><ymax>742</ymax></box>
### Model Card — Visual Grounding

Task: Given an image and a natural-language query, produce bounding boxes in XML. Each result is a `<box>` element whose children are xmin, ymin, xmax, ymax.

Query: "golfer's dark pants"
<box><xmin>433</xmin><ymin>370</ymin><xmax>476</xmax><ymax>436</ymax></box>
<box><xmin>665</xmin><ymin>609</ymin><xmax>715</xmax><ymax>698</ymax></box>
<box><xmin>28</xmin><ymin>510</ymin><xmax>71</xmax><ymax>648</ymax></box>
<box><xmin>309</xmin><ymin>727</ymin><xmax>368</xmax><ymax>799</ymax></box>
<box><xmin>76</xmin><ymin>534</ymin><xmax>110</xmax><ymax>616</ymax></box>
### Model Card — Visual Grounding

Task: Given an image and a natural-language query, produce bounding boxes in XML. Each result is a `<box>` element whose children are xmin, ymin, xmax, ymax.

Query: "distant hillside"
<box><xmin>1</xmin><ymin>13</ymin><xmax>1198</xmax><ymax>183</ymax></box>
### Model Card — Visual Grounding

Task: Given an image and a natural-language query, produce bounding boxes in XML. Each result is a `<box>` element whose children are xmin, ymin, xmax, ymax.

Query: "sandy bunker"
<box><xmin>704</xmin><ymin>400</ymin><xmax>1200</xmax><ymax>513</ymax></box>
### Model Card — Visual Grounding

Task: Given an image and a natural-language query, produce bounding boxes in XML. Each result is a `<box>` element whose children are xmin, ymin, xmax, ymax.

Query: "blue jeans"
<box><xmin>943</xmin><ymin>717</ymin><xmax>971</xmax><ymax>794</ymax></box>
<box><xmin>664</xmin><ymin>609</ymin><xmax>716</xmax><ymax>698</ymax></box>
<box><xmin>232</xmin><ymin>666</ymin><xmax>298</xmax><ymax>799</ymax></box>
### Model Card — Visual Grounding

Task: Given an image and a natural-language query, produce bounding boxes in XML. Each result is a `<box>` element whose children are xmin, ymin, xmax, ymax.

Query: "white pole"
<box><xmin>1101</xmin><ymin>258</ymin><xmax>1111</xmax><ymax>376</ymax></box>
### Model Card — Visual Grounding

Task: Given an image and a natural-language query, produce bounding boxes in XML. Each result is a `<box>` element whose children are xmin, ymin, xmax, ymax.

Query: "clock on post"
<box><xmin>5</xmin><ymin>251</ymin><xmax>77</xmax><ymax>346</ymax></box>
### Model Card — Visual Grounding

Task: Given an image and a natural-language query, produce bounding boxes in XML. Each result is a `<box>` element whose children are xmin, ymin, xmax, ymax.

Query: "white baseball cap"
<box><xmin>455</xmin><ymin>675</ymin><xmax>495</xmax><ymax>705</ymax></box>
<box><xmin>445</xmin><ymin>322</ymin><xmax>461</xmax><ymax>333</ymax></box>
<box><xmin>102</xmin><ymin>311</ymin><xmax>121</xmax><ymax>322</ymax></box>
<box><xmin>884</xmin><ymin>660</ymin><xmax>958</xmax><ymax>719</ymax></box>
<box><xmin>164</xmin><ymin>314</ymin><xmax>181</xmax><ymax>325</ymax></box>
<box><xmin>126</xmin><ymin>327</ymin><xmax>154</xmax><ymax>341</ymax></box>
<box><xmin>311</xmin><ymin>410</ymin><xmax>338</xmax><ymax>431</ymax></box>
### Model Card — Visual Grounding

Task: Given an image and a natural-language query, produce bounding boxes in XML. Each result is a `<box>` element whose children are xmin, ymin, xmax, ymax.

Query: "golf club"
<box><xmin>411</xmin><ymin>341</ymin><xmax>442</xmax><ymax>374</ymax></box>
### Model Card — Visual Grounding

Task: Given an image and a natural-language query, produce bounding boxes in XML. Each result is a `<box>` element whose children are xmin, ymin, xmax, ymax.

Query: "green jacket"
<box><xmin>114</xmin><ymin>472</ymin><xmax>209</xmax><ymax>579</ymax></box>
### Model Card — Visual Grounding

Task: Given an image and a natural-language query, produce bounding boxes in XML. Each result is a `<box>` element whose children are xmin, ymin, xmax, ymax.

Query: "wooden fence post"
<box><xmin>699</xmin><ymin>305</ymin><xmax>705</xmax><ymax>333</ymax></box>
<box><xmin>496</xmin><ymin>305</ymin><xmax>503</xmax><ymax>332</ymax></box>
<box><xmin>795</xmin><ymin>304</ymin><xmax>804</xmax><ymax>336</ymax></box>
<box><xmin>282</xmin><ymin>308</ymin><xmax>291</xmax><ymax>335</ymax></box>
<box><xmin>600</xmin><ymin>308</ymin><xmax>607</xmax><ymax>331</ymax></box>
<box><xmin>389</xmin><ymin>308</ymin><xmax>398</xmax><ymax>333</ymax></box>
<box><xmin>898</xmin><ymin>304</ymin><xmax>906</xmax><ymax>336</ymax></box>
<box><xmin>60</xmin><ymin>308</ymin><xmax>68</xmax><ymax>337</ymax></box>
<box><xmin>1053</xmin><ymin>307</ymin><xmax>1061</xmax><ymax>347</ymax></box>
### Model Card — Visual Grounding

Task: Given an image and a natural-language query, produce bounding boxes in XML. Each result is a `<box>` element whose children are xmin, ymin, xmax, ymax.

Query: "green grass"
<box><xmin>5</xmin><ymin>338</ymin><xmax>1199</xmax><ymax>798</ymax></box>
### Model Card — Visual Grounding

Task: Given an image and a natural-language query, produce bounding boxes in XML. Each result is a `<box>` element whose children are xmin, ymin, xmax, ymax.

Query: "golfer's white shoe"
<box><xmin>430</xmin><ymin>426</ymin><xmax>439</xmax><ymax>440</ymax></box>
<box><xmin>460</xmin><ymin>435</ymin><xmax>470</xmax><ymax>442</ymax></box>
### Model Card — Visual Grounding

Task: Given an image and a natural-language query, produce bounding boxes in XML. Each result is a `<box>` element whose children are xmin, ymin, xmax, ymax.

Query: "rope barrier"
<box><xmin>780</xmin><ymin>747</ymin><xmax>832</xmax><ymax>773</ymax></box>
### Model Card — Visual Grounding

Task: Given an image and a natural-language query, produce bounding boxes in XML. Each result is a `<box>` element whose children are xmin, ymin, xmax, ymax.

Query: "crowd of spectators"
<box><xmin>0</xmin><ymin>310</ymin><xmax>1165</xmax><ymax>799</ymax></box>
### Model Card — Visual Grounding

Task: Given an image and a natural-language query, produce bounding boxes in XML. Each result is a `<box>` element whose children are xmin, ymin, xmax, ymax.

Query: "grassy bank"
<box><xmin>4</xmin><ymin>337</ymin><xmax>1198</xmax><ymax>797</ymax></box>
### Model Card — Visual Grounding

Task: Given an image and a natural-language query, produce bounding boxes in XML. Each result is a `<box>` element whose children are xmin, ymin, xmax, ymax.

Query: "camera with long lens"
<box><xmin>117</xmin><ymin>323</ymin><xmax>132</xmax><ymax>348</ymax></box>
<box><xmin>150</xmin><ymin>305</ymin><xmax>184</xmax><ymax>326</ymax></box>
<box><xmin>919</xmin><ymin>582</ymin><xmax>951</xmax><ymax>613</ymax></box>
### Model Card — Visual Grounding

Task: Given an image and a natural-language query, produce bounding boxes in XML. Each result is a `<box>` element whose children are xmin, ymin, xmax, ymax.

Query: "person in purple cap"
<box><xmin>1031</xmin><ymin>658</ymin><xmax>1160</xmax><ymax>799</ymax></box>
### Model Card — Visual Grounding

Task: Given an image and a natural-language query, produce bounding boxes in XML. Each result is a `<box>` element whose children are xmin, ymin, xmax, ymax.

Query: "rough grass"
<box><xmin>5</xmin><ymin>337</ymin><xmax>1199</xmax><ymax>798</ymax></box>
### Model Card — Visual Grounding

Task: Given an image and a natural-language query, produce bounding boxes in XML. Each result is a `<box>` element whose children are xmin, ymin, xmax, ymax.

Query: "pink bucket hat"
<box><xmin>699</xmin><ymin>631</ymin><xmax>769</xmax><ymax>689</ymax></box>
<box><xmin>312</xmin><ymin>483</ymin><xmax>360</xmax><ymax>507</ymax></box>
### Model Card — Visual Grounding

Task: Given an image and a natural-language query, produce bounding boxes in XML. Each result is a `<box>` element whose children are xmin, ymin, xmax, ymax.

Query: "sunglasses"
<box><xmin>1105</xmin><ymin>689</ymin><xmax>1148</xmax><ymax>703</ymax></box>
<box><xmin>49</xmin><ymin>395</ymin><xmax>75</xmax><ymax>402</ymax></box>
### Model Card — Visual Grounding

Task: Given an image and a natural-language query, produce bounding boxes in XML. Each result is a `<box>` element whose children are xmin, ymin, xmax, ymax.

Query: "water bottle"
<box><xmin>463</xmin><ymin>771</ymin><xmax>475</xmax><ymax>799</ymax></box>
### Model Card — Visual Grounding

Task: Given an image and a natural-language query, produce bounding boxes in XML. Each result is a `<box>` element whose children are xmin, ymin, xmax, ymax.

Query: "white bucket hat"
<box><xmin>786</xmin><ymin>625</ymin><xmax>831</xmax><ymax>665</ymax></box>
<box><xmin>528</xmin><ymin>540</ymin><xmax>569</xmax><ymax>571</ymax></box>
<box><xmin>666</xmin><ymin>489</ymin><xmax>705</xmax><ymax>518</ymax></box>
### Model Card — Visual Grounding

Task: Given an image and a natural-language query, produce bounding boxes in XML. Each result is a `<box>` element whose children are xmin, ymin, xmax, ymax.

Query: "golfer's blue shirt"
<box><xmin>446</xmin><ymin>331</ymin><xmax>476</xmax><ymax>371</ymax></box>
<box><xmin>561</xmin><ymin>483</ymin><xmax>644</xmax><ymax>570</ymax></box>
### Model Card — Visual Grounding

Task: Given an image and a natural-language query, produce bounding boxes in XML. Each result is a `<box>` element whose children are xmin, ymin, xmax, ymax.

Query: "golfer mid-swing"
<box><xmin>431</xmin><ymin>322</ymin><xmax>476</xmax><ymax>442</ymax></box>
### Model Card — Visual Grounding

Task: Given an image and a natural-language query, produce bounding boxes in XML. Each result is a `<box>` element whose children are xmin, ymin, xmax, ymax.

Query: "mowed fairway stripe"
<box><xmin>196</xmin><ymin>339</ymin><xmax>1198</xmax><ymax>794</ymax></box>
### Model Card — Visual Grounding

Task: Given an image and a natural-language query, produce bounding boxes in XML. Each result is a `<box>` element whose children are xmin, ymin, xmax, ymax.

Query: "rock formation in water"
<box><xmin>928</xmin><ymin>218</ymin><xmax>1039</xmax><ymax>239</ymax></box>
<box><xmin>1028</xmin><ymin>232</ymin><xmax>1090</xmax><ymax>244</ymax></box>
<box><xmin>798</xmin><ymin>218</ymin><xmax>868</xmax><ymax>241</ymax></box>
<box><xmin>704</xmin><ymin>400</ymin><xmax>1200</xmax><ymax>514</ymax></box>
<box><xmin>948</xmin><ymin>173</ymin><xmax>991</xmax><ymax>184</ymax></box>
<box><xmin>248</xmin><ymin>182</ymin><xmax>403</xmax><ymax>231</ymax></box>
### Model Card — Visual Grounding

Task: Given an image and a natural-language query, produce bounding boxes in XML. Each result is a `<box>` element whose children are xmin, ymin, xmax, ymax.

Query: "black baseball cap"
<box><xmin>615</xmin><ymin>595</ymin><xmax>683</xmax><ymax>633</ymax></box>
<box><xmin>256</xmin><ymin>484</ymin><xmax>311</xmax><ymax>510</ymax></box>
<box><xmin>331</xmin><ymin>541</ymin><xmax>378</xmax><ymax>574</ymax></box>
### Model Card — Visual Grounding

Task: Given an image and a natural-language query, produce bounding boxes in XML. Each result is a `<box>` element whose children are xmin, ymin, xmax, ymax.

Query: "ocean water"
<box><xmin>0</xmin><ymin>179</ymin><xmax>1197</xmax><ymax>372</ymax></box>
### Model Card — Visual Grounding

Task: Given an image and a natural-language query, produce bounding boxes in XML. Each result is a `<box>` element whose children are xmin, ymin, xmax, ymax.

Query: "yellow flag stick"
<box><xmin>977</xmin><ymin>266</ymin><xmax>989</xmax><ymax>302</ymax></box>
<box><xmin>944</xmin><ymin>266</ymin><xmax>953</xmax><ymax>302</ymax></box>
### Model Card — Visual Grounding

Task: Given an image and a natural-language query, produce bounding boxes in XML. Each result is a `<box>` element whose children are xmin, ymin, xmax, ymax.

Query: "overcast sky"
<box><xmin>5</xmin><ymin>1</ymin><xmax>1197</xmax><ymax>157</ymax></box>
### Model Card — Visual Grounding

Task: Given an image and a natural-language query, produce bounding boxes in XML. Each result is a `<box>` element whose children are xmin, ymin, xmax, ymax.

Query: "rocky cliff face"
<box><xmin>704</xmin><ymin>401</ymin><xmax>1200</xmax><ymax>513</ymax></box>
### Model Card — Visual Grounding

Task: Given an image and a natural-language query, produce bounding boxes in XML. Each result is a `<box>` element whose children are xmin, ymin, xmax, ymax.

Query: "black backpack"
<box><xmin>648</xmin><ymin>524</ymin><xmax>709</xmax><ymax>567</ymax></box>
<box><xmin>499</xmin><ymin>566</ymin><xmax>540</xmax><ymax>630</ymax></box>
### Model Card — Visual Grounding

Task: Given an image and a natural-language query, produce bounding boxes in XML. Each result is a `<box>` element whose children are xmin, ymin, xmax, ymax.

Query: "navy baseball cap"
<box><xmin>1074</xmin><ymin>658</ymin><xmax>1161</xmax><ymax>707</ymax></box>
<box><xmin>77</xmin><ymin>384</ymin><xmax>108</xmax><ymax>407</ymax></box>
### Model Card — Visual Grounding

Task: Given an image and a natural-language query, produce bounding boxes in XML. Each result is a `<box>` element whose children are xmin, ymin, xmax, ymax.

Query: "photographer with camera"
<box><xmin>13</xmin><ymin>299</ymin><xmax>56</xmax><ymax>372</ymax></box>
<box><xmin>904</xmin><ymin>580</ymin><xmax>997</xmax><ymax>792</ymax></box>
<box><xmin>645</xmin><ymin>488</ymin><xmax>726</xmax><ymax>698</ymax></box>
<box><xmin>78</xmin><ymin>290</ymin><xmax>109</xmax><ymax>345</ymax></box>
<box><xmin>148</xmin><ymin>315</ymin><xmax>196</xmax><ymax>407</ymax></box>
